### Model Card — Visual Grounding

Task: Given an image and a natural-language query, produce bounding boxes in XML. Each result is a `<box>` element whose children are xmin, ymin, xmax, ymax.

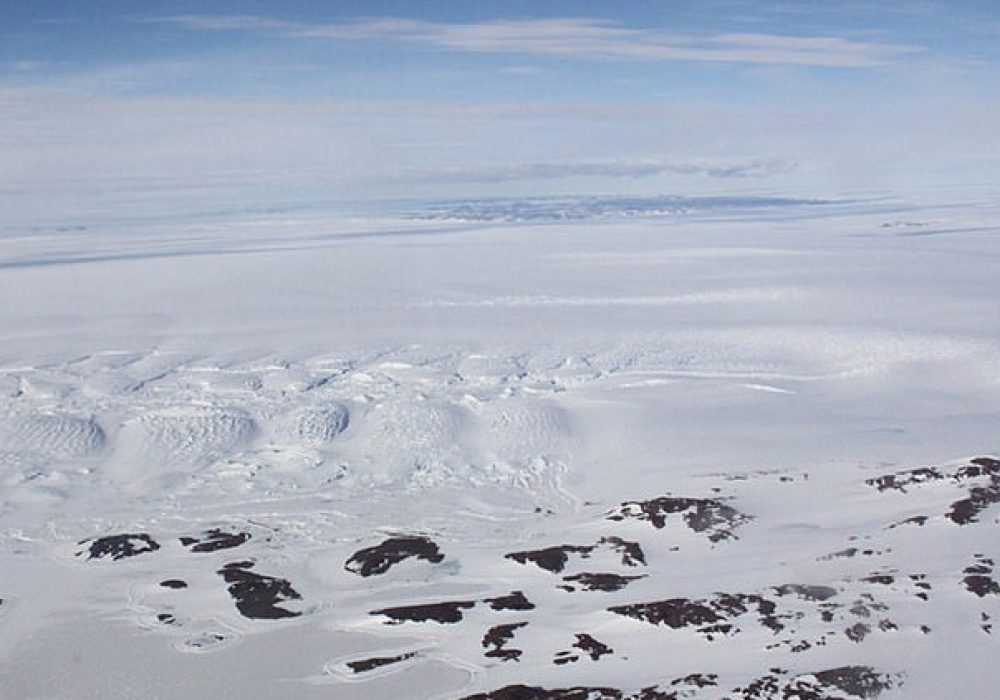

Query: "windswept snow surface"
<box><xmin>1</xmin><ymin>196</ymin><xmax>999</xmax><ymax>699</ymax></box>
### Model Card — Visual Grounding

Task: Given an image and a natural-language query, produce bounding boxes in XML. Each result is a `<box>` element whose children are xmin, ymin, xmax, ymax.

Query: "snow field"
<box><xmin>1</xmin><ymin>197</ymin><xmax>999</xmax><ymax>698</ymax></box>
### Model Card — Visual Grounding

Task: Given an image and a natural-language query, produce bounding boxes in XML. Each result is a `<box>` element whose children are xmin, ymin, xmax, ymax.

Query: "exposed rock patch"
<box><xmin>570</xmin><ymin>633</ymin><xmax>613</xmax><ymax>661</ymax></box>
<box><xmin>963</xmin><ymin>555</ymin><xmax>999</xmax><ymax>597</ymax></box>
<box><xmin>455</xmin><ymin>684</ymin><xmax>679</xmax><ymax>700</ymax></box>
<box><xmin>731</xmin><ymin>666</ymin><xmax>897</xmax><ymax>699</ymax></box>
<box><xmin>948</xmin><ymin>483</ymin><xmax>1000</xmax><ymax>525</ymax></box>
<box><xmin>77</xmin><ymin>533</ymin><xmax>160</xmax><ymax>561</ymax></box>
<box><xmin>609</xmin><ymin>592</ymin><xmax>781</xmax><ymax>638</ymax></box>
<box><xmin>561</xmin><ymin>572</ymin><xmax>646</xmax><ymax>592</ymax></box>
<box><xmin>815</xmin><ymin>666</ymin><xmax>898</xmax><ymax>698</ymax></box>
<box><xmin>505</xmin><ymin>537</ymin><xmax>646</xmax><ymax>574</ymax></box>
<box><xmin>216</xmin><ymin>561</ymin><xmax>302</xmax><ymax>619</ymax></box>
<box><xmin>180</xmin><ymin>529</ymin><xmax>251</xmax><ymax>553</ymax></box>
<box><xmin>909</xmin><ymin>574</ymin><xmax>932</xmax><ymax>601</ymax></box>
<box><xmin>484</xmin><ymin>591</ymin><xmax>535</xmax><ymax>611</ymax></box>
<box><xmin>483</xmin><ymin>622</ymin><xmax>529</xmax><ymax>661</ymax></box>
<box><xmin>866</xmin><ymin>457</ymin><xmax>1000</xmax><ymax>526</ymax></box>
<box><xmin>372</xmin><ymin>599</ymin><xmax>476</xmax><ymax>624</ymax></box>
<box><xmin>862</xmin><ymin>572</ymin><xmax>895</xmax><ymax>586</ymax></box>
<box><xmin>598</xmin><ymin>536</ymin><xmax>646</xmax><ymax>566</ymax></box>
<box><xmin>345</xmin><ymin>535</ymin><xmax>445</xmax><ymax>577</ymax></box>
<box><xmin>888</xmin><ymin>515</ymin><xmax>928</xmax><ymax>528</ymax></box>
<box><xmin>607</xmin><ymin>496</ymin><xmax>751</xmax><ymax>542</ymax></box>
<box><xmin>453</xmin><ymin>674</ymin><xmax>719</xmax><ymax>700</ymax></box>
<box><xmin>609</xmin><ymin>597</ymin><xmax>720</xmax><ymax>630</ymax></box>
<box><xmin>866</xmin><ymin>467</ymin><xmax>945</xmax><ymax>492</ymax></box>
<box><xmin>505</xmin><ymin>544</ymin><xmax>595</xmax><ymax>573</ymax></box>
<box><xmin>346</xmin><ymin>652</ymin><xmax>417</xmax><ymax>673</ymax></box>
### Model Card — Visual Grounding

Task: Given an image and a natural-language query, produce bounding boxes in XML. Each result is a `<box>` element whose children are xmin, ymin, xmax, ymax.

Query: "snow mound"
<box><xmin>112</xmin><ymin>406</ymin><xmax>258</xmax><ymax>472</ymax></box>
<box><xmin>0</xmin><ymin>413</ymin><xmax>106</xmax><ymax>460</ymax></box>
<box><xmin>280</xmin><ymin>404</ymin><xmax>350</xmax><ymax>444</ymax></box>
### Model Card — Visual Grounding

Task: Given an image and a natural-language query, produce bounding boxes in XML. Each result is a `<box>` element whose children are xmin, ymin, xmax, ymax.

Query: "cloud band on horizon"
<box><xmin>145</xmin><ymin>15</ymin><xmax>922</xmax><ymax>68</ymax></box>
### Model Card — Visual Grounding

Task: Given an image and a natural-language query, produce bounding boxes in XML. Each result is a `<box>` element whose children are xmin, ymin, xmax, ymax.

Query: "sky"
<box><xmin>2</xmin><ymin>1</ymin><xmax>1000</xmax><ymax>223</ymax></box>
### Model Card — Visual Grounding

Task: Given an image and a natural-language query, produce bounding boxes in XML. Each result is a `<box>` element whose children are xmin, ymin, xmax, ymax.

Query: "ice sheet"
<box><xmin>1</xmin><ymin>197</ymin><xmax>999</xmax><ymax>699</ymax></box>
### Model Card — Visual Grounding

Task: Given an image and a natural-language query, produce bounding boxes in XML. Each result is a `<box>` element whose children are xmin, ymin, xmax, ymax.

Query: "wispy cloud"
<box><xmin>149</xmin><ymin>15</ymin><xmax>922</xmax><ymax>68</ymax></box>
<box><xmin>401</xmin><ymin>157</ymin><xmax>797</xmax><ymax>183</ymax></box>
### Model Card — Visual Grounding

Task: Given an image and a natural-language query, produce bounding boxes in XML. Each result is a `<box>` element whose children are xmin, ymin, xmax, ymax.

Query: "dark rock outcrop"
<box><xmin>345</xmin><ymin>535</ymin><xmax>445</xmax><ymax>577</ymax></box>
<box><xmin>562</xmin><ymin>572</ymin><xmax>645</xmax><ymax>592</ymax></box>
<box><xmin>78</xmin><ymin>533</ymin><xmax>160</xmax><ymax>561</ymax></box>
<box><xmin>483</xmin><ymin>622</ymin><xmax>529</xmax><ymax>661</ymax></box>
<box><xmin>607</xmin><ymin>496</ymin><xmax>751</xmax><ymax>542</ymax></box>
<box><xmin>180</xmin><ymin>529</ymin><xmax>251</xmax><ymax>553</ymax></box>
<box><xmin>346</xmin><ymin>652</ymin><xmax>417</xmax><ymax>673</ymax></box>
<box><xmin>484</xmin><ymin>591</ymin><xmax>535</xmax><ymax>611</ymax></box>
<box><xmin>216</xmin><ymin>561</ymin><xmax>302</xmax><ymax>620</ymax></box>
<box><xmin>505</xmin><ymin>545</ymin><xmax>595</xmax><ymax>574</ymax></box>
<box><xmin>372</xmin><ymin>599</ymin><xmax>476</xmax><ymax>624</ymax></box>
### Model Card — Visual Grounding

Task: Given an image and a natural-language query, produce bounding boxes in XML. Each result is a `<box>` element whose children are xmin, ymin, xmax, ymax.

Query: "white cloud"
<box><xmin>150</xmin><ymin>15</ymin><xmax>922</xmax><ymax>68</ymax></box>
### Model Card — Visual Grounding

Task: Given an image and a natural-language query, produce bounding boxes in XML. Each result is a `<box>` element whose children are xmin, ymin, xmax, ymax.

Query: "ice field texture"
<box><xmin>2</xmin><ymin>195</ymin><xmax>999</xmax><ymax>698</ymax></box>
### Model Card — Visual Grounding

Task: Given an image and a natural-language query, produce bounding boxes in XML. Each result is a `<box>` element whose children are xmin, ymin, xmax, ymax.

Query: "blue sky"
<box><xmin>3</xmin><ymin>1</ymin><xmax>999</xmax><ymax>221</ymax></box>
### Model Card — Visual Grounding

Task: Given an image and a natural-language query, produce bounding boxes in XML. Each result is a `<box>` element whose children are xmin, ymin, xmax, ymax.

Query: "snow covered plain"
<box><xmin>1</xmin><ymin>195</ymin><xmax>999</xmax><ymax>698</ymax></box>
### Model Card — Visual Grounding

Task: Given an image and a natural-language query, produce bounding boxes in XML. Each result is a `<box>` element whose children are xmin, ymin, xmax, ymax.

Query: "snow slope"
<box><xmin>1</xmin><ymin>196</ymin><xmax>998</xmax><ymax>698</ymax></box>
